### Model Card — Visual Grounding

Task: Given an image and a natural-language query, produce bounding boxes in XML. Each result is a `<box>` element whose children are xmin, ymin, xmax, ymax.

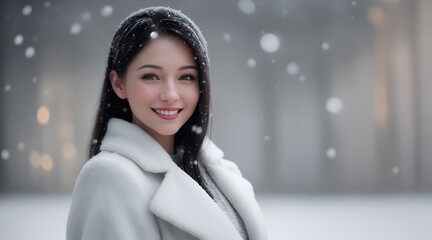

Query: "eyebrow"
<box><xmin>178</xmin><ymin>65</ymin><xmax>198</xmax><ymax>71</ymax></box>
<box><xmin>137</xmin><ymin>64</ymin><xmax>197</xmax><ymax>71</ymax></box>
<box><xmin>137</xmin><ymin>64</ymin><xmax>162</xmax><ymax>71</ymax></box>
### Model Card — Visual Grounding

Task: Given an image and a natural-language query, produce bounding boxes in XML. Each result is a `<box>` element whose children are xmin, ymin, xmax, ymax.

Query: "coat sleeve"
<box><xmin>66</xmin><ymin>154</ymin><xmax>161</xmax><ymax>240</ymax></box>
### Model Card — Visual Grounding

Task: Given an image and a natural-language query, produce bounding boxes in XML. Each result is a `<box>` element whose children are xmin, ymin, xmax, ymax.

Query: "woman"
<box><xmin>66</xmin><ymin>6</ymin><xmax>267</xmax><ymax>240</ymax></box>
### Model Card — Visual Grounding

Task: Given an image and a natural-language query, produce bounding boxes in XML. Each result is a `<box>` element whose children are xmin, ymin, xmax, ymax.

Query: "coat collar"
<box><xmin>100</xmin><ymin>118</ymin><xmax>224</xmax><ymax>173</ymax></box>
<box><xmin>100</xmin><ymin>118</ymin><xmax>267</xmax><ymax>240</ymax></box>
<box><xmin>100</xmin><ymin>118</ymin><xmax>175</xmax><ymax>173</ymax></box>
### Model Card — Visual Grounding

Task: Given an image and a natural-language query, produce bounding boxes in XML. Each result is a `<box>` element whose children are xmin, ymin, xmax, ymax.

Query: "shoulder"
<box><xmin>67</xmin><ymin>152</ymin><xmax>161</xmax><ymax>239</ymax></box>
<box><xmin>74</xmin><ymin>151</ymin><xmax>160</xmax><ymax>199</ymax></box>
<box><xmin>82</xmin><ymin>152</ymin><xmax>144</xmax><ymax>178</ymax></box>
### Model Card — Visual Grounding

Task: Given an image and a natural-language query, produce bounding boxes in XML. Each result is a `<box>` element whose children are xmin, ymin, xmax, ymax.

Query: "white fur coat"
<box><xmin>66</xmin><ymin>118</ymin><xmax>267</xmax><ymax>240</ymax></box>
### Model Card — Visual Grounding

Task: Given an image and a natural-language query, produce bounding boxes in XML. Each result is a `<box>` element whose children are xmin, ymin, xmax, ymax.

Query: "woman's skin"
<box><xmin>110</xmin><ymin>34</ymin><xmax>200</xmax><ymax>155</ymax></box>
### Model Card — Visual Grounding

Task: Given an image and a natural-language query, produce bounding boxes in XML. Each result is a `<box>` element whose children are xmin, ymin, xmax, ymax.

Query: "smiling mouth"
<box><xmin>152</xmin><ymin>108</ymin><xmax>183</xmax><ymax>116</ymax></box>
<box><xmin>152</xmin><ymin>108</ymin><xmax>182</xmax><ymax>120</ymax></box>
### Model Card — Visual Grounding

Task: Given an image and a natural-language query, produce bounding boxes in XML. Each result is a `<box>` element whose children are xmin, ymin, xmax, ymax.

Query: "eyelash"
<box><xmin>180</xmin><ymin>74</ymin><xmax>196</xmax><ymax>81</ymax></box>
<box><xmin>141</xmin><ymin>74</ymin><xmax>196</xmax><ymax>81</ymax></box>
<box><xmin>142</xmin><ymin>74</ymin><xmax>159</xmax><ymax>80</ymax></box>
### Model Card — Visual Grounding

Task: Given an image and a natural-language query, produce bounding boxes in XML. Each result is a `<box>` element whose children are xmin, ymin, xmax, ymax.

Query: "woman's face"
<box><xmin>110</xmin><ymin>34</ymin><xmax>200</xmax><ymax>140</ymax></box>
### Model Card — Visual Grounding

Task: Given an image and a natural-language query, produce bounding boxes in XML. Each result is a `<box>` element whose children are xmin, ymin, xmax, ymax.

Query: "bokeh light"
<box><xmin>37</xmin><ymin>106</ymin><xmax>50</xmax><ymax>125</ymax></box>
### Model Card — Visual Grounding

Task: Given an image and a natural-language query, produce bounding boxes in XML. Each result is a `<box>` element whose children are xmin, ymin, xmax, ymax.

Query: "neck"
<box><xmin>154</xmin><ymin>134</ymin><xmax>175</xmax><ymax>155</ymax></box>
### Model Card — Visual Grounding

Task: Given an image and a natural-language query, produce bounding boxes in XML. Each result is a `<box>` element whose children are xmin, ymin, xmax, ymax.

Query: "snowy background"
<box><xmin>1</xmin><ymin>194</ymin><xmax>432</xmax><ymax>240</ymax></box>
<box><xmin>1</xmin><ymin>0</ymin><xmax>432</xmax><ymax>239</ymax></box>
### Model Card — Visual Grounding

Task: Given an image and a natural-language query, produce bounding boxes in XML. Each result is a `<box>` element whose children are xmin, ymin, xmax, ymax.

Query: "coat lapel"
<box><xmin>200</xmin><ymin>139</ymin><xmax>268</xmax><ymax>240</ymax></box>
<box><xmin>204</xmin><ymin>163</ymin><xmax>268</xmax><ymax>240</ymax></box>
<box><xmin>149</xmin><ymin>167</ymin><xmax>243</xmax><ymax>240</ymax></box>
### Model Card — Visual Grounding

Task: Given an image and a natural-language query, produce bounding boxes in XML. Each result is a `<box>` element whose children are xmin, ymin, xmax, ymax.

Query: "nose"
<box><xmin>159</xmin><ymin>81</ymin><xmax>179</xmax><ymax>103</ymax></box>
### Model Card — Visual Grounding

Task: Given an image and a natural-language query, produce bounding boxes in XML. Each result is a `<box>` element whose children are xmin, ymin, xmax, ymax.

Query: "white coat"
<box><xmin>66</xmin><ymin>118</ymin><xmax>267</xmax><ymax>240</ymax></box>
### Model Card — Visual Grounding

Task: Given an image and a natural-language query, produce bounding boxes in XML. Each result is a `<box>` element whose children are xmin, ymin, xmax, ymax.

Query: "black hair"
<box><xmin>89</xmin><ymin>7</ymin><xmax>211</xmax><ymax>187</ymax></box>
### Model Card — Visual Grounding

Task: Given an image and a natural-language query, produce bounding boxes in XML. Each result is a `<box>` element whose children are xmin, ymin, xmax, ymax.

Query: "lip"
<box><xmin>152</xmin><ymin>108</ymin><xmax>183</xmax><ymax>120</ymax></box>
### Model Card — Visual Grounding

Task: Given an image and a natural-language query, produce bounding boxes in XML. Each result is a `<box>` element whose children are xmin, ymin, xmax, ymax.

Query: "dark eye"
<box><xmin>180</xmin><ymin>74</ymin><xmax>196</xmax><ymax>81</ymax></box>
<box><xmin>142</xmin><ymin>74</ymin><xmax>159</xmax><ymax>80</ymax></box>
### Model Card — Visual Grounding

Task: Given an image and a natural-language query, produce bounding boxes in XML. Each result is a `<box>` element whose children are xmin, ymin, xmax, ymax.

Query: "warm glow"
<box><xmin>367</xmin><ymin>6</ymin><xmax>386</xmax><ymax>27</ymax></box>
<box><xmin>37</xmin><ymin>106</ymin><xmax>50</xmax><ymax>125</ymax></box>
<box><xmin>29</xmin><ymin>150</ymin><xmax>41</xmax><ymax>168</ymax></box>
<box><xmin>62</xmin><ymin>143</ymin><xmax>77</xmax><ymax>160</ymax></box>
<box><xmin>60</xmin><ymin>122</ymin><xmax>74</xmax><ymax>139</ymax></box>
<box><xmin>40</xmin><ymin>154</ymin><xmax>53</xmax><ymax>171</ymax></box>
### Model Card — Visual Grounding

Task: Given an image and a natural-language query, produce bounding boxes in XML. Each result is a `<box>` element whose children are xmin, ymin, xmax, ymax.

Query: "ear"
<box><xmin>109</xmin><ymin>70</ymin><xmax>127</xmax><ymax>99</ymax></box>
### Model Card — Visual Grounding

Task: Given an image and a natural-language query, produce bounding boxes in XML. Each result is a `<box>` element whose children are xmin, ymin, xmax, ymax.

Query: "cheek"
<box><xmin>187</xmin><ymin>85</ymin><xmax>200</xmax><ymax>107</ymax></box>
<box><xmin>128</xmin><ymin>84</ymin><xmax>156</xmax><ymax>102</ymax></box>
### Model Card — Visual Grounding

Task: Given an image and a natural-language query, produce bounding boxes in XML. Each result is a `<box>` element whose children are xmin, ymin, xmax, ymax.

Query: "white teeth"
<box><xmin>155</xmin><ymin>109</ymin><xmax>179</xmax><ymax>116</ymax></box>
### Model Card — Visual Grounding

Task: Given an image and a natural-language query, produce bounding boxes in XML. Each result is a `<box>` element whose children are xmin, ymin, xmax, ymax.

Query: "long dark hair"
<box><xmin>89</xmin><ymin>7</ymin><xmax>211</xmax><ymax>186</ymax></box>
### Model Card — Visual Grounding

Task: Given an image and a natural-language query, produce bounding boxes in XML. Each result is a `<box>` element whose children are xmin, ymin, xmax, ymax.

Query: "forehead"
<box><xmin>130</xmin><ymin>34</ymin><xmax>196</xmax><ymax>67</ymax></box>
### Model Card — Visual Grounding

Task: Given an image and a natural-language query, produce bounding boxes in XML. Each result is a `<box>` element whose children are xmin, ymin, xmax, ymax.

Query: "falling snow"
<box><xmin>4</xmin><ymin>85</ymin><xmax>11</xmax><ymax>92</ymax></box>
<box><xmin>321</xmin><ymin>42</ymin><xmax>330</xmax><ymax>50</ymax></box>
<box><xmin>299</xmin><ymin>75</ymin><xmax>306</xmax><ymax>81</ymax></box>
<box><xmin>247</xmin><ymin>58</ymin><xmax>256</xmax><ymax>68</ymax></box>
<box><xmin>22</xmin><ymin>5</ymin><xmax>32</xmax><ymax>16</ymax></box>
<box><xmin>326</xmin><ymin>98</ymin><xmax>343</xmax><ymax>114</ymax></box>
<box><xmin>25</xmin><ymin>47</ymin><xmax>35</xmax><ymax>58</ymax></box>
<box><xmin>392</xmin><ymin>166</ymin><xmax>400</xmax><ymax>175</ymax></box>
<box><xmin>260</xmin><ymin>33</ymin><xmax>280</xmax><ymax>53</ymax></box>
<box><xmin>287</xmin><ymin>62</ymin><xmax>300</xmax><ymax>76</ymax></box>
<box><xmin>82</xmin><ymin>12</ymin><xmax>92</xmax><ymax>21</ymax></box>
<box><xmin>191</xmin><ymin>125</ymin><xmax>203</xmax><ymax>134</ymax></box>
<box><xmin>44</xmin><ymin>2</ymin><xmax>51</xmax><ymax>8</ymax></box>
<box><xmin>1</xmin><ymin>150</ymin><xmax>10</xmax><ymax>160</ymax></box>
<box><xmin>223</xmin><ymin>33</ymin><xmax>232</xmax><ymax>42</ymax></box>
<box><xmin>70</xmin><ymin>23</ymin><xmax>82</xmax><ymax>35</ymax></box>
<box><xmin>32</xmin><ymin>77</ymin><xmax>37</xmax><ymax>83</ymax></box>
<box><xmin>150</xmin><ymin>31</ymin><xmax>158</xmax><ymax>39</ymax></box>
<box><xmin>14</xmin><ymin>35</ymin><xmax>24</xmax><ymax>45</ymax></box>
<box><xmin>326</xmin><ymin>148</ymin><xmax>337</xmax><ymax>159</ymax></box>
<box><xmin>100</xmin><ymin>5</ymin><xmax>114</xmax><ymax>17</ymax></box>
<box><xmin>238</xmin><ymin>0</ymin><xmax>256</xmax><ymax>14</ymax></box>
<box><xmin>264</xmin><ymin>135</ymin><xmax>270</xmax><ymax>141</ymax></box>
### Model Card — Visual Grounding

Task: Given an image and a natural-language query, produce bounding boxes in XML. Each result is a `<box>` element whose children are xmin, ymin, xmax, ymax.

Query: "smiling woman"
<box><xmin>66</xmin><ymin>6</ymin><xmax>267</xmax><ymax>240</ymax></box>
<box><xmin>109</xmin><ymin>35</ymin><xmax>200</xmax><ymax>154</ymax></box>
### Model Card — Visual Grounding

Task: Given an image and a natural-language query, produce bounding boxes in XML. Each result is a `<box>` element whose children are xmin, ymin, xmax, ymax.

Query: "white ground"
<box><xmin>0</xmin><ymin>194</ymin><xmax>431</xmax><ymax>240</ymax></box>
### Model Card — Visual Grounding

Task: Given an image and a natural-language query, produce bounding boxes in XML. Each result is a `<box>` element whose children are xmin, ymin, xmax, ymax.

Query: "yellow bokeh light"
<box><xmin>62</xmin><ymin>143</ymin><xmax>77</xmax><ymax>160</ymax></box>
<box><xmin>40</xmin><ymin>154</ymin><xmax>53</xmax><ymax>172</ymax></box>
<box><xmin>367</xmin><ymin>6</ymin><xmax>386</xmax><ymax>27</ymax></box>
<box><xmin>29</xmin><ymin>150</ymin><xmax>41</xmax><ymax>168</ymax></box>
<box><xmin>37</xmin><ymin>106</ymin><xmax>50</xmax><ymax>125</ymax></box>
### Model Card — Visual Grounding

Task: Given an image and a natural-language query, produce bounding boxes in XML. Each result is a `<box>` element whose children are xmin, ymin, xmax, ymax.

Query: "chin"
<box><xmin>156</xmin><ymin>127</ymin><xmax>181</xmax><ymax>136</ymax></box>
